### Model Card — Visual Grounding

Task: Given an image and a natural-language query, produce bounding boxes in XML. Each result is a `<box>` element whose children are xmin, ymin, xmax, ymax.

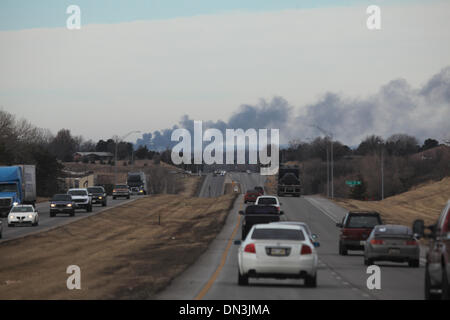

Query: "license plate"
<box><xmin>270</xmin><ymin>248</ymin><xmax>286</xmax><ymax>256</ymax></box>
<box><xmin>389</xmin><ymin>249</ymin><xmax>400</xmax><ymax>255</ymax></box>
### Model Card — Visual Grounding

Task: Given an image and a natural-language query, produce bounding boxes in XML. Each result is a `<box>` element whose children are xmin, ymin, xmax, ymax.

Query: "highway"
<box><xmin>198</xmin><ymin>173</ymin><xmax>226</xmax><ymax>197</ymax></box>
<box><xmin>0</xmin><ymin>195</ymin><xmax>141</xmax><ymax>242</ymax></box>
<box><xmin>158</xmin><ymin>172</ymin><xmax>425</xmax><ymax>300</ymax></box>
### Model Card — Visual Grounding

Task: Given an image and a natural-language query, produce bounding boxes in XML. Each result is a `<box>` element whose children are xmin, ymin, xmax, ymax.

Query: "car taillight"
<box><xmin>244</xmin><ymin>243</ymin><xmax>256</xmax><ymax>254</ymax></box>
<box><xmin>370</xmin><ymin>239</ymin><xmax>384</xmax><ymax>245</ymax></box>
<box><xmin>113</xmin><ymin>189</ymin><xmax>116</xmax><ymax>192</ymax></box>
<box><xmin>406</xmin><ymin>240</ymin><xmax>417</xmax><ymax>246</ymax></box>
<box><xmin>301</xmin><ymin>244</ymin><xmax>312</xmax><ymax>255</ymax></box>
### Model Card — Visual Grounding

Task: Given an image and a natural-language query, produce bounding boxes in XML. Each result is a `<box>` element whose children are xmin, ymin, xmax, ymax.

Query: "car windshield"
<box><xmin>258</xmin><ymin>198</ymin><xmax>277</xmax><ymax>205</ymax></box>
<box><xmin>0</xmin><ymin>183</ymin><xmax>18</xmax><ymax>193</ymax></box>
<box><xmin>68</xmin><ymin>190</ymin><xmax>87</xmax><ymax>196</ymax></box>
<box><xmin>52</xmin><ymin>194</ymin><xmax>72</xmax><ymax>201</ymax></box>
<box><xmin>251</xmin><ymin>228</ymin><xmax>305</xmax><ymax>241</ymax></box>
<box><xmin>115</xmin><ymin>185</ymin><xmax>128</xmax><ymax>189</ymax></box>
<box><xmin>11</xmin><ymin>206</ymin><xmax>33</xmax><ymax>213</ymax></box>
<box><xmin>88</xmin><ymin>187</ymin><xmax>104</xmax><ymax>193</ymax></box>
<box><xmin>346</xmin><ymin>215</ymin><xmax>380</xmax><ymax>228</ymax></box>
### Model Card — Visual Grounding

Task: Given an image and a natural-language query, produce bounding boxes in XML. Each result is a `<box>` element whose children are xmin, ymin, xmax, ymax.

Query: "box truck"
<box><xmin>0</xmin><ymin>165</ymin><xmax>36</xmax><ymax>216</ymax></box>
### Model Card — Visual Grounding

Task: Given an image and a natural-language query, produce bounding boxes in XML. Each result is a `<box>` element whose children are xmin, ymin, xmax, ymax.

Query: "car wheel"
<box><xmin>238</xmin><ymin>271</ymin><xmax>249</xmax><ymax>286</ymax></box>
<box><xmin>102</xmin><ymin>201</ymin><xmax>106</xmax><ymax>207</ymax></box>
<box><xmin>305</xmin><ymin>274</ymin><xmax>317</xmax><ymax>288</ymax></box>
<box><xmin>127</xmin><ymin>195</ymin><xmax>130</xmax><ymax>199</ymax></box>
<box><xmin>442</xmin><ymin>265</ymin><xmax>449</xmax><ymax>300</ymax></box>
<box><xmin>113</xmin><ymin>196</ymin><xmax>116</xmax><ymax>200</ymax></box>
<box><xmin>425</xmin><ymin>266</ymin><xmax>441</xmax><ymax>300</ymax></box>
<box><xmin>408</xmin><ymin>260</ymin><xmax>420</xmax><ymax>268</ymax></box>
<box><xmin>339</xmin><ymin>242</ymin><xmax>348</xmax><ymax>256</ymax></box>
<box><xmin>70</xmin><ymin>210</ymin><xmax>75</xmax><ymax>217</ymax></box>
<box><xmin>8</xmin><ymin>224</ymin><xmax>14</xmax><ymax>227</ymax></box>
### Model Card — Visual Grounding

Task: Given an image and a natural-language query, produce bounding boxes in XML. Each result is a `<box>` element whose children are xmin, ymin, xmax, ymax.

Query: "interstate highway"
<box><xmin>158</xmin><ymin>172</ymin><xmax>425</xmax><ymax>300</ymax></box>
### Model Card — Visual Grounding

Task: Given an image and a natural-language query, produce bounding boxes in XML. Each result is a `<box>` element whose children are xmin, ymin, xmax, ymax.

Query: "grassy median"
<box><xmin>0</xmin><ymin>193</ymin><xmax>237</xmax><ymax>299</ymax></box>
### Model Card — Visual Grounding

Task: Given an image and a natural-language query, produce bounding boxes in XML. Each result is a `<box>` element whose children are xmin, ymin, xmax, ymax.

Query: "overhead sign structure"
<box><xmin>346</xmin><ymin>180</ymin><xmax>361</xmax><ymax>186</ymax></box>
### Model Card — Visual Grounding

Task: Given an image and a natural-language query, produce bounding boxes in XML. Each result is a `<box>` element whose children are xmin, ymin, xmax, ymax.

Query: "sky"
<box><xmin>0</xmin><ymin>0</ymin><xmax>449</xmax><ymax>147</ymax></box>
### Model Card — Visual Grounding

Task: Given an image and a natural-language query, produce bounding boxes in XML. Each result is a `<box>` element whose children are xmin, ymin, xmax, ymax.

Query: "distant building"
<box><xmin>73</xmin><ymin>152</ymin><xmax>113</xmax><ymax>162</ymax></box>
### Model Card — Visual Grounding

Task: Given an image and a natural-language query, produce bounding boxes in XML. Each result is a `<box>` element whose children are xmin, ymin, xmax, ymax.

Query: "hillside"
<box><xmin>333</xmin><ymin>177</ymin><xmax>450</xmax><ymax>226</ymax></box>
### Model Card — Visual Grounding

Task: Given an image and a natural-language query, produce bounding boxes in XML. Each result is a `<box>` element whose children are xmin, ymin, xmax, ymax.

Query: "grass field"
<box><xmin>333</xmin><ymin>177</ymin><xmax>450</xmax><ymax>226</ymax></box>
<box><xmin>0</xmin><ymin>193</ymin><xmax>237</xmax><ymax>299</ymax></box>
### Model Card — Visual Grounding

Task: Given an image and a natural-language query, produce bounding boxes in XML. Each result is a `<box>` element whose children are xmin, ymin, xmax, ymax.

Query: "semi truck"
<box><xmin>127</xmin><ymin>171</ymin><xmax>148</xmax><ymax>195</ymax></box>
<box><xmin>0</xmin><ymin>165</ymin><xmax>36</xmax><ymax>217</ymax></box>
<box><xmin>277</xmin><ymin>165</ymin><xmax>301</xmax><ymax>197</ymax></box>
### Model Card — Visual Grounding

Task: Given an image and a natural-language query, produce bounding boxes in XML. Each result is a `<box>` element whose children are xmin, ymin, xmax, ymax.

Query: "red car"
<box><xmin>414</xmin><ymin>200</ymin><xmax>450</xmax><ymax>300</ymax></box>
<box><xmin>244</xmin><ymin>190</ymin><xmax>260</xmax><ymax>203</ymax></box>
<box><xmin>336</xmin><ymin>211</ymin><xmax>383</xmax><ymax>255</ymax></box>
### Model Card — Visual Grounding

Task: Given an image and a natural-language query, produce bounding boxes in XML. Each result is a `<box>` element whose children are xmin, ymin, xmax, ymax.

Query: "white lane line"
<box><xmin>304</xmin><ymin>197</ymin><xmax>339</xmax><ymax>223</ymax></box>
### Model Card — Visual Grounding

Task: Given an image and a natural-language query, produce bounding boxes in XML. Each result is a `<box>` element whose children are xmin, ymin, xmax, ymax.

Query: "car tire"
<box><xmin>32</xmin><ymin>221</ymin><xmax>38</xmax><ymax>227</ymax></box>
<box><xmin>442</xmin><ymin>265</ymin><xmax>449</xmax><ymax>300</ymax></box>
<box><xmin>8</xmin><ymin>224</ymin><xmax>14</xmax><ymax>227</ymax></box>
<box><xmin>238</xmin><ymin>271</ymin><xmax>249</xmax><ymax>286</ymax></box>
<box><xmin>113</xmin><ymin>196</ymin><xmax>116</xmax><ymax>200</ymax></box>
<box><xmin>305</xmin><ymin>274</ymin><xmax>317</xmax><ymax>288</ymax></box>
<box><xmin>408</xmin><ymin>260</ymin><xmax>420</xmax><ymax>268</ymax></box>
<box><xmin>425</xmin><ymin>265</ymin><xmax>441</xmax><ymax>300</ymax></box>
<box><xmin>102</xmin><ymin>201</ymin><xmax>107</xmax><ymax>207</ymax></box>
<box><xmin>339</xmin><ymin>242</ymin><xmax>348</xmax><ymax>256</ymax></box>
<box><xmin>70</xmin><ymin>210</ymin><xmax>75</xmax><ymax>217</ymax></box>
<box><xmin>50</xmin><ymin>212</ymin><xmax>55</xmax><ymax>217</ymax></box>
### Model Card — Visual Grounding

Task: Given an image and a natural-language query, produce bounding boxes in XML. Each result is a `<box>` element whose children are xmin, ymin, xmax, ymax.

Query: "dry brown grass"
<box><xmin>333</xmin><ymin>177</ymin><xmax>450</xmax><ymax>226</ymax></box>
<box><xmin>264</xmin><ymin>175</ymin><xmax>277</xmax><ymax>195</ymax></box>
<box><xmin>0</xmin><ymin>193</ymin><xmax>237</xmax><ymax>299</ymax></box>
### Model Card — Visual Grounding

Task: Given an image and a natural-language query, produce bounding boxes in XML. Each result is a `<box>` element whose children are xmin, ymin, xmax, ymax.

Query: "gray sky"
<box><xmin>0</xmin><ymin>1</ymin><xmax>449</xmax><ymax>145</ymax></box>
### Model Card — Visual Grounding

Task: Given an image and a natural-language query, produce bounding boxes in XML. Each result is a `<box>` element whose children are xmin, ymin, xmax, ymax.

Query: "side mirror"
<box><xmin>313</xmin><ymin>242</ymin><xmax>320</xmax><ymax>248</ymax></box>
<box><xmin>336</xmin><ymin>223</ymin><xmax>343</xmax><ymax>228</ymax></box>
<box><xmin>234</xmin><ymin>240</ymin><xmax>241</xmax><ymax>245</ymax></box>
<box><xmin>279</xmin><ymin>211</ymin><xmax>284</xmax><ymax>215</ymax></box>
<box><xmin>412</xmin><ymin>219</ymin><xmax>425</xmax><ymax>238</ymax></box>
<box><xmin>239</xmin><ymin>210</ymin><xmax>245</xmax><ymax>215</ymax></box>
<box><xmin>311</xmin><ymin>234</ymin><xmax>318</xmax><ymax>240</ymax></box>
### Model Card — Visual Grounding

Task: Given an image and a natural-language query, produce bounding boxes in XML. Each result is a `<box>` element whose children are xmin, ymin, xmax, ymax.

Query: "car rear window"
<box><xmin>88</xmin><ymin>187</ymin><xmax>104</xmax><ymax>193</ymax></box>
<box><xmin>346</xmin><ymin>215</ymin><xmax>380</xmax><ymax>228</ymax></box>
<box><xmin>257</xmin><ymin>198</ymin><xmax>277</xmax><ymax>205</ymax></box>
<box><xmin>115</xmin><ymin>185</ymin><xmax>128</xmax><ymax>189</ymax></box>
<box><xmin>374</xmin><ymin>225</ymin><xmax>412</xmax><ymax>237</ymax></box>
<box><xmin>251</xmin><ymin>228</ymin><xmax>305</xmax><ymax>241</ymax></box>
<box><xmin>52</xmin><ymin>194</ymin><xmax>72</xmax><ymax>201</ymax></box>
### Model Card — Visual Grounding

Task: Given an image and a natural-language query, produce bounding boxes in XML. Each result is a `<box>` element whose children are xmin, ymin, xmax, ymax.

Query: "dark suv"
<box><xmin>50</xmin><ymin>194</ymin><xmax>75</xmax><ymax>217</ymax></box>
<box><xmin>337</xmin><ymin>211</ymin><xmax>383</xmax><ymax>255</ymax></box>
<box><xmin>413</xmin><ymin>200</ymin><xmax>450</xmax><ymax>300</ymax></box>
<box><xmin>87</xmin><ymin>186</ymin><xmax>107</xmax><ymax>207</ymax></box>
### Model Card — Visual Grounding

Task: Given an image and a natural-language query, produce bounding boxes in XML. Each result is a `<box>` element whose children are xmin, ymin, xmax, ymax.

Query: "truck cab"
<box><xmin>0</xmin><ymin>165</ymin><xmax>36</xmax><ymax>217</ymax></box>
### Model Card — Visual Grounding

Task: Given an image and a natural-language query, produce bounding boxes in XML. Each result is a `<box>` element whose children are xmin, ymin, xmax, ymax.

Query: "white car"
<box><xmin>236</xmin><ymin>223</ymin><xmax>318</xmax><ymax>287</ymax></box>
<box><xmin>255</xmin><ymin>195</ymin><xmax>281</xmax><ymax>212</ymax></box>
<box><xmin>67</xmin><ymin>188</ymin><xmax>92</xmax><ymax>212</ymax></box>
<box><xmin>8</xmin><ymin>204</ymin><xmax>39</xmax><ymax>227</ymax></box>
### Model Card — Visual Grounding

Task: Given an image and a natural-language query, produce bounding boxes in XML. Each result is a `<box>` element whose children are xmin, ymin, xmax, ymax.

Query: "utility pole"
<box><xmin>326</xmin><ymin>146</ymin><xmax>329</xmax><ymax>198</ymax></box>
<box><xmin>310</xmin><ymin>125</ymin><xmax>334</xmax><ymax>199</ymax></box>
<box><xmin>381</xmin><ymin>146</ymin><xmax>384</xmax><ymax>200</ymax></box>
<box><xmin>113</xmin><ymin>130</ymin><xmax>141</xmax><ymax>185</ymax></box>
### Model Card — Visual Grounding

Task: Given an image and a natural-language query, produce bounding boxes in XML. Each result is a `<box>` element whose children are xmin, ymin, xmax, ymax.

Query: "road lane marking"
<box><xmin>194</xmin><ymin>200</ymin><xmax>243</xmax><ymax>300</ymax></box>
<box><xmin>304</xmin><ymin>197</ymin><xmax>339</xmax><ymax>223</ymax></box>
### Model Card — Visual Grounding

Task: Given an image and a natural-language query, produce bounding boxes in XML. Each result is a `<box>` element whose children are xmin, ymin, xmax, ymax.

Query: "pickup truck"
<box><xmin>336</xmin><ymin>211</ymin><xmax>383</xmax><ymax>255</ymax></box>
<box><xmin>413</xmin><ymin>200</ymin><xmax>450</xmax><ymax>300</ymax></box>
<box><xmin>239</xmin><ymin>205</ymin><xmax>284</xmax><ymax>240</ymax></box>
<box><xmin>0</xmin><ymin>165</ymin><xmax>36</xmax><ymax>217</ymax></box>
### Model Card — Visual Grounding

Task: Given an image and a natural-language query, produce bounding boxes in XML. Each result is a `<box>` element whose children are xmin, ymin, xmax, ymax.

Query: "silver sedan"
<box><xmin>364</xmin><ymin>224</ymin><xmax>420</xmax><ymax>267</ymax></box>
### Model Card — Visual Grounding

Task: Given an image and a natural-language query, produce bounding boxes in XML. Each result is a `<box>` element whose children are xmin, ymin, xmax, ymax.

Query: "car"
<box><xmin>235</xmin><ymin>223</ymin><xmax>318</xmax><ymax>287</ymax></box>
<box><xmin>239</xmin><ymin>204</ymin><xmax>284</xmax><ymax>240</ymax></box>
<box><xmin>244</xmin><ymin>190</ymin><xmax>260</xmax><ymax>204</ymax></box>
<box><xmin>7</xmin><ymin>204</ymin><xmax>39</xmax><ymax>227</ymax></box>
<box><xmin>336</xmin><ymin>211</ymin><xmax>383</xmax><ymax>255</ymax></box>
<box><xmin>50</xmin><ymin>194</ymin><xmax>75</xmax><ymax>217</ymax></box>
<box><xmin>67</xmin><ymin>188</ymin><xmax>92</xmax><ymax>212</ymax></box>
<box><xmin>413</xmin><ymin>200</ymin><xmax>450</xmax><ymax>300</ymax></box>
<box><xmin>87</xmin><ymin>186</ymin><xmax>107</xmax><ymax>206</ymax></box>
<box><xmin>255</xmin><ymin>195</ymin><xmax>281</xmax><ymax>212</ymax></box>
<box><xmin>112</xmin><ymin>184</ymin><xmax>130</xmax><ymax>199</ymax></box>
<box><xmin>130</xmin><ymin>187</ymin><xmax>140</xmax><ymax>195</ymax></box>
<box><xmin>254</xmin><ymin>186</ymin><xmax>264</xmax><ymax>195</ymax></box>
<box><xmin>271</xmin><ymin>221</ymin><xmax>320</xmax><ymax>245</ymax></box>
<box><xmin>364</xmin><ymin>225</ymin><xmax>420</xmax><ymax>267</ymax></box>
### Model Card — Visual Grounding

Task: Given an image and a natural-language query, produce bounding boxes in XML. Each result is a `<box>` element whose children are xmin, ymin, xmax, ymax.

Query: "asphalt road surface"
<box><xmin>158</xmin><ymin>172</ymin><xmax>425</xmax><ymax>300</ymax></box>
<box><xmin>198</xmin><ymin>173</ymin><xmax>226</xmax><ymax>197</ymax></box>
<box><xmin>0</xmin><ymin>195</ymin><xmax>141</xmax><ymax>242</ymax></box>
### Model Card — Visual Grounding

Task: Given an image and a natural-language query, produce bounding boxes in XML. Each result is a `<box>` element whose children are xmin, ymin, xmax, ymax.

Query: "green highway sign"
<box><xmin>346</xmin><ymin>180</ymin><xmax>361</xmax><ymax>186</ymax></box>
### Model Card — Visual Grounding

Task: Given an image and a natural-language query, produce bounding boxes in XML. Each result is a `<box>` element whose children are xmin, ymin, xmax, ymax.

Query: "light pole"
<box><xmin>113</xmin><ymin>130</ymin><xmax>141</xmax><ymax>185</ymax></box>
<box><xmin>310</xmin><ymin>125</ymin><xmax>334</xmax><ymax>199</ymax></box>
<box><xmin>377</xmin><ymin>141</ymin><xmax>385</xmax><ymax>200</ymax></box>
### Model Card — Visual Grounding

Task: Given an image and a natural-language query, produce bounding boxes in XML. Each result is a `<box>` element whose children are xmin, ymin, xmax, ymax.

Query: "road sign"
<box><xmin>346</xmin><ymin>180</ymin><xmax>361</xmax><ymax>186</ymax></box>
